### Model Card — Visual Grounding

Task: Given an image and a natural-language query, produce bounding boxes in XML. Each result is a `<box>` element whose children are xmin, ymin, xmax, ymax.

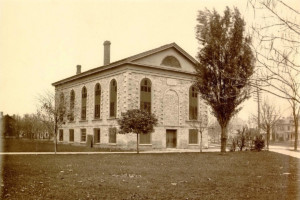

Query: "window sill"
<box><xmin>108</xmin><ymin>143</ymin><xmax>117</xmax><ymax>145</ymax></box>
<box><xmin>79</xmin><ymin>120</ymin><xmax>88</xmax><ymax>123</ymax></box>
<box><xmin>68</xmin><ymin>121</ymin><xmax>76</xmax><ymax>123</ymax></box>
<box><xmin>94</xmin><ymin>142</ymin><xmax>100</xmax><ymax>144</ymax></box>
<box><xmin>80</xmin><ymin>141</ymin><xmax>86</xmax><ymax>143</ymax></box>
<box><xmin>92</xmin><ymin>118</ymin><xmax>102</xmax><ymax>122</ymax></box>
<box><xmin>139</xmin><ymin>144</ymin><xmax>152</xmax><ymax>146</ymax></box>
<box><xmin>186</xmin><ymin>120</ymin><xmax>200</xmax><ymax>122</ymax></box>
<box><xmin>188</xmin><ymin>144</ymin><xmax>199</xmax><ymax>146</ymax></box>
<box><xmin>69</xmin><ymin>141</ymin><xmax>74</xmax><ymax>143</ymax></box>
<box><xmin>107</xmin><ymin>117</ymin><xmax>119</xmax><ymax>120</ymax></box>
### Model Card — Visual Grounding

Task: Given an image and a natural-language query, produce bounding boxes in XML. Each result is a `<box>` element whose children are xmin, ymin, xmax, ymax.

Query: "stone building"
<box><xmin>52</xmin><ymin>41</ymin><xmax>208</xmax><ymax>150</ymax></box>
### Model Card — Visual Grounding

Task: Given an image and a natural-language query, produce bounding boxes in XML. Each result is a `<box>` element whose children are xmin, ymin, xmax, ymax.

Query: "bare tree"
<box><xmin>37</xmin><ymin>90</ymin><xmax>68</xmax><ymax>153</ymax></box>
<box><xmin>248</xmin><ymin>0</ymin><xmax>300</xmax><ymax>103</ymax></box>
<box><xmin>253</xmin><ymin>99</ymin><xmax>281</xmax><ymax>150</ymax></box>
<box><xmin>281</xmin><ymin>66</ymin><xmax>300</xmax><ymax>150</ymax></box>
<box><xmin>247</xmin><ymin>0</ymin><xmax>300</xmax><ymax>150</ymax></box>
<box><xmin>188</xmin><ymin>104</ymin><xmax>208</xmax><ymax>152</ymax></box>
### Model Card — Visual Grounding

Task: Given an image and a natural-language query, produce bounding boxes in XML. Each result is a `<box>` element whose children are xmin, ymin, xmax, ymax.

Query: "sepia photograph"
<box><xmin>0</xmin><ymin>0</ymin><xmax>299</xmax><ymax>199</ymax></box>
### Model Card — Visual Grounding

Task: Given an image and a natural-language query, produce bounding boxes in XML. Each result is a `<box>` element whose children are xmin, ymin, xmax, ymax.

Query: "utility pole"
<box><xmin>254</xmin><ymin>80</ymin><xmax>262</xmax><ymax>134</ymax></box>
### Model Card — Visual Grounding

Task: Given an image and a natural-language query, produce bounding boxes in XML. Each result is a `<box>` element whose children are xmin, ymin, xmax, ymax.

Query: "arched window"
<box><xmin>161</xmin><ymin>56</ymin><xmax>181</xmax><ymax>68</ymax></box>
<box><xmin>81</xmin><ymin>87</ymin><xmax>87</xmax><ymax>120</ymax></box>
<box><xmin>140</xmin><ymin>78</ymin><xmax>152</xmax><ymax>144</ymax></box>
<box><xmin>59</xmin><ymin>93</ymin><xmax>64</xmax><ymax>122</ymax></box>
<box><xmin>189</xmin><ymin>86</ymin><xmax>198</xmax><ymax>120</ymax></box>
<box><xmin>94</xmin><ymin>83</ymin><xmax>101</xmax><ymax>119</ymax></box>
<box><xmin>140</xmin><ymin>78</ymin><xmax>151</xmax><ymax>113</ymax></box>
<box><xmin>69</xmin><ymin>90</ymin><xmax>75</xmax><ymax>121</ymax></box>
<box><xmin>110</xmin><ymin>79</ymin><xmax>117</xmax><ymax>118</ymax></box>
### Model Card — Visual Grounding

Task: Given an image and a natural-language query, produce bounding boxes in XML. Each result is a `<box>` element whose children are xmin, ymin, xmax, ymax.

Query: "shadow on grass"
<box><xmin>0</xmin><ymin>138</ymin><xmax>133</xmax><ymax>152</ymax></box>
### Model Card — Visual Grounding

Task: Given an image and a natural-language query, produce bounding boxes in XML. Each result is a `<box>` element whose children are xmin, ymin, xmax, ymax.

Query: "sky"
<box><xmin>0</xmin><ymin>0</ymin><xmax>297</xmax><ymax>121</ymax></box>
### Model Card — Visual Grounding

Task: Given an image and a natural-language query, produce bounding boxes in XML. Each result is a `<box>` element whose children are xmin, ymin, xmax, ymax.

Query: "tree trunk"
<box><xmin>220</xmin><ymin>126</ymin><xmax>227</xmax><ymax>153</ymax></box>
<box><xmin>54</xmin><ymin>133</ymin><xmax>57</xmax><ymax>154</ymax></box>
<box><xmin>54</xmin><ymin>125</ymin><xmax>57</xmax><ymax>154</ymax></box>
<box><xmin>200</xmin><ymin>131</ymin><xmax>203</xmax><ymax>153</ymax></box>
<box><xmin>294</xmin><ymin>120</ymin><xmax>298</xmax><ymax>151</ymax></box>
<box><xmin>266</xmin><ymin>126</ymin><xmax>270</xmax><ymax>150</ymax></box>
<box><xmin>137</xmin><ymin>133</ymin><xmax>139</xmax><ymax>154</ymax></box>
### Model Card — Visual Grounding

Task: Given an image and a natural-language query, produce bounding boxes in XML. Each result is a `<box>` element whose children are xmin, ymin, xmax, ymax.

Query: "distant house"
<box><xmin>274</xmin><ymin>117</ymin><xmax>299</xmax><ymax>141</ymax></box>
<box><xmin>1</xmin><ymin>114</ymin><xmax>17</xmax><ymax>138</ymax></box>
<box><xmin>52</xmin><ymin>41</ymin><xmax>208</xmax><ymax>149</ymax></box>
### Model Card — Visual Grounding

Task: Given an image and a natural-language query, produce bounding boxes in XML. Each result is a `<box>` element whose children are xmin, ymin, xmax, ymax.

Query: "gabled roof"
<box><xmin>52</xmin><ymin>42</ymin><xmax>198</xmax><ymax>86</ymax></box>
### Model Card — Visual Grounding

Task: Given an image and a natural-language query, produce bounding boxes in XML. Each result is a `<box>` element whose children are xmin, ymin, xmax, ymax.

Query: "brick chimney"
<box><xmin>103</xmin><ymin>40</ymin><xmax>111</xmax><ymax>65</ymax></box>
<box><xmin>76</xmin><ymin>65</ymin><xmax>81</xmax><ymax>75</ymax></box>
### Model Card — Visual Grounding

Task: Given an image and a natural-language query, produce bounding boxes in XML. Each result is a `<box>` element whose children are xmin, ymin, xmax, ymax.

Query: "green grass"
<box><xmin>0</xmin><ymin>139</ymin><xmax>130</xmax><ymax>152</ymax></box>
<box><xmin>1</xmin><ymin>151</ymin><xmax>299</xmax><ymax>199</ymax></box>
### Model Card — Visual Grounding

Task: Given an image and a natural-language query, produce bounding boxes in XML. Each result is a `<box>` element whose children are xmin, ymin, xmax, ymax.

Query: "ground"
<box><xmin>1</xmin><ymin>151</ymin><xmax>299</xmax><ymax>199</ymax></box>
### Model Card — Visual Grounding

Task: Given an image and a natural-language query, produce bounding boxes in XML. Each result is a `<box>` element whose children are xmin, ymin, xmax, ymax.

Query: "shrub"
<box><xmin>254</xmin><ymin>135</ymin><xmax>265</xmax><ymax>151</ymax></box>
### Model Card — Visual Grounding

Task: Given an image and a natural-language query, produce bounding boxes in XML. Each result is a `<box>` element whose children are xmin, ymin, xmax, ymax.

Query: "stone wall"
<box><xmin>55</xmin><ymin>66</ymin><xmax>208</xmax><ymax>149</ymax></box>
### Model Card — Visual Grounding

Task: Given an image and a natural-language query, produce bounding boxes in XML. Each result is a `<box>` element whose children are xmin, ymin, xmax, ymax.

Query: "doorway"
<box><xmin>166</xmin><ymin>129</ymin><xmax>177</xmax><ymax>148</ymax></box>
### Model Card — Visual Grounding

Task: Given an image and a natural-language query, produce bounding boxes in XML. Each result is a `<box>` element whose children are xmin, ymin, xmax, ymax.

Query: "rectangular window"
<box><xmin>140</xmin><ymin>133</ymin><xmax>151</xmax><ymax>144</ymax></box>
<box><xmin>109</xmin><ymin>127</ymin><xmax>117</xmax><ymax>143</ymax></box>
<box><xmin>81</xmin><ymin>129</ymin><xmax>86</xmax><ymax>142</ymax></box>
<box><xmin>189</xmin><ymin>129</ymin><xmax>198</xmax><ymax>144</ymax></box>
<box><xmin>59</xmin><ymin>129</ymin><xmax>63</xmax><ymax>141</ymax></box>
<box><xmin>94</xmin><ymin>128</ymin><xmax>100</xmax><ymax>144</ymax></box>
<box><xmin>69</xmin><ymin>129</ymin><xmax>74</xmax><ymax>142</ymax></box>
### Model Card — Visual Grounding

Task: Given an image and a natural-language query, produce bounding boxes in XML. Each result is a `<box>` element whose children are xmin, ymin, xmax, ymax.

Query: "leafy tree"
<box><xmin>195</xmin><ymin>7</ymin><xmax>255</xmax><ymax>152</ymax></box>
<box><xmin>2</xmin><ymin>115</ymin><xmax>16</xmax><ymax>138</ymax></box>
<box><xmin>117</xmin><ymin>109</ymin><xmax>158</xmax><ymax>154</ymax></box>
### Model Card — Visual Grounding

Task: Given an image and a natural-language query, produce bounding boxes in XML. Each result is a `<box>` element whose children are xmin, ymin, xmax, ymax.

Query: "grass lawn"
<box><xmin>1</xmin><ymin>151</ymin><xmax>299</xmax><ymax>199</ymax></box>
<box><xmin>0</xmin><ymin>139</ymin><xmax>130</xmax><ymax>152</ymax></box>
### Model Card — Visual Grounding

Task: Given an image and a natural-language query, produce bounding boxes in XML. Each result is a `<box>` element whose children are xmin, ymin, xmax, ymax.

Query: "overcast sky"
<box><xmin>0</xmin><ymin>0</ymin><xmax>297</xmax><ymax>121</ymax></box>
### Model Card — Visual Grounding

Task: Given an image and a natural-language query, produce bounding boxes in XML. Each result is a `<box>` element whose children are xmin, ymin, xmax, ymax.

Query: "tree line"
<box><xmin>0</xmin><ymin>113</ymin><xmax>53</xmax><ymax>140</ymax></box>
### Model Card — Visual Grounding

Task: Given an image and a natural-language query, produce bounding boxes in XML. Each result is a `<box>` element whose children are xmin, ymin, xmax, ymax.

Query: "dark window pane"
<box><xmin>109</xmin><ymin>127</ymin><xmax>116</xmax><ymax>143</ymax></box>
<box><xmin>81</xmin><ymin>129</ymin><xmax>86</xmax><ymax>142</ymax></box>
<box><xmin>189</xmin><ymin>129</ymin><xmax>198</xmax><ymax>144</ymax></box>
<box><xmin>59</xmin><ymin>129</ymin><xmax>63</xmax><ymax>141</ymax></box>
<box><xmin>95</xmin><ymin>85</ymin><xmax>101</xmax><ymax>119</ymax></box>
<box><xmin>94</xmin><ymin>129</ymin><xmax>100</xmax><ymax>143</ymax></box>
<box><xmin>69</xmin><ymin>129</ymin><xmax>74</xmax><ymax>142</ymax></box>
<box><xmin>110</xmin><ymin>102</ymin><xmax>115</xmax><ymax>117</ymax></box>
<box><xmin>110</xmin><ymin>80</ymin><xmax>117</xmax><ymax>117</ymax></box>
<box><xmin>140</xmin><ymin>133</ymin><xmax>151</xmax><ymax>144</ymax></box>
<box><xmin>161</xmin><ymin>56</ymin><xmax>181</xmax><ymax>68</ymax></box>
<box><xmin>140</xmin><ymin>78</ymin><xmax>152</xmax><ymax>113</ymax></box>
<box><xmin>81</xmin><ymin>87</ymin><xmax>87</xmax><ymax>120</ymax></box>
<box><xmin>189</xmin><ymin>86</ymin><xmax>198</xmax><ymax>120</ymax></box>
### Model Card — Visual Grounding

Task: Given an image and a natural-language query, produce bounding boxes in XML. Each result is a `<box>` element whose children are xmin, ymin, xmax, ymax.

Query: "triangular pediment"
<box><xmin>127</xmin><ymin>43</ymin><xmax>198</xmax><ymax>73</ymax></box>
